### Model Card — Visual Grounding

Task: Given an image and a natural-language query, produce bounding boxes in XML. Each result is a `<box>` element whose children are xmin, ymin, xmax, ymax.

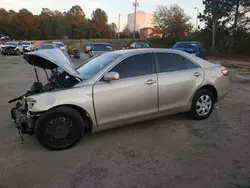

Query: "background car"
<box><xmin>37</xmin><ymin>43</ymin><xmax>58</xmax><ymax>50</ymax></box>
<box><xmin>1</xmin><ymin>42</ymin><xmax>23</xmax><ymax>55</ymax></box>
<box><xmin>129</xmin><ymin>42</ymin><xmax>151</xmax><ymax>49</ymax></box>
<box><xmin>84</xmin><ymin>42</ymin><xmax>93</xmax><ymax>53</ymax></box>
<box><xmin>0</xmin><ymin>34</ymin><xmax>10</xmax><ymax>40</ymax></box>
<box><xmin>0</xmin><ymin>42</ymin><xmax>5</xmax><ymax>52</ymax></box>
<box><xmin>89</xmin><ymin>43</ymin><xmax>114</xmax><ymax>58</ymax></box>
<box><xmin>52</xmin><ymin>42</ymin><xmax>67</xmax><ymax>51</ymax></box>
<box><xmin>21</xmin><ymin>41</ymin><xmax>34</xmax><ymax>52</ymax></box>
<box><xmin>172</xmin><ymin>41</ymin><xmax>206</xmax><ymax>59</ymax></box>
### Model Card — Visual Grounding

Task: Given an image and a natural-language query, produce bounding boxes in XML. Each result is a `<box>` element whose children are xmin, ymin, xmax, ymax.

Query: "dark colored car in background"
<box><xmin>172</xmin><ymin>41</ymin><xmax>206</xmax><ymax>59</ymax></box>
<box><xmin>89</xmin><ymin>43</ymin><xmax>114</xmax><ymax>58</ymax></box>
<box><xmin>129</xmin><ymin>42</ymin><xmax>151</xmax><ymax>49</ymax></box>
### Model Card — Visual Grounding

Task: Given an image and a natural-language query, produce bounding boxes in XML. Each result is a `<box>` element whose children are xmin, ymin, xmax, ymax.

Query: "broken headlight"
<box><xmin>26</xmin><ymin>98</ymin><xmax>37</xmax><ymax>109</ymax></box>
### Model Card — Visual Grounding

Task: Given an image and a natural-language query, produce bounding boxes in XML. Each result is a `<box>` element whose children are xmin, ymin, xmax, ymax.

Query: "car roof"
<box><xmin>92</xmin><ymin>42</ymin><xmax>111</xmax><ymax>45</ymax></box>
<box><xmin>6</xmin><ymin>41</ymin><xmax>18</xmax><ymax>43</ymax></box>
<box><xmin>133</xmin><ymin>42</ymin><xmax>148</xmax><ymax>44</ymax></box>
<box><xmin>41</xmin><ymin>43</ymin><xmax>55</xmax><ymax>46</ymax></box>
<box><xmin>52</xmin><ymin>42</ymin><xmax>64</xmax><ymax>44</ymax></box>
<box><xmin>176</xmin><ymin>41</ymin><xmax>200</xmax><ymax>44</ymax></box>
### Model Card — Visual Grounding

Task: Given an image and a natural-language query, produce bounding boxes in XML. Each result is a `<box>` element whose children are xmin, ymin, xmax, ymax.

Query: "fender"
<box><xmin>28</xmin><ymin>85</ymin><xmax>97</xmax><ymax>128</ymax></box>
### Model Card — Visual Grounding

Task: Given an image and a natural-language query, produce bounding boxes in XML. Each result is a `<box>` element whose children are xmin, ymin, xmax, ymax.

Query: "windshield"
<box><xmin>21</xmin><ymin>42</ymin><xmax>31</xmax><ymax>45</ymax></box>
<box><xmin>77</xmin><ymin>54</ymin><xmax>120</xmax><ymax>80</ymax></box>
<box><xmin>53</xmin><ymin>43</ymin><xmax>64</xmax><ymax>47</ymax></box>
<box><xmin>39</xmin><ymin>44</ymin><xmax>55</xmax><ymax>49</ymax></box>
<box><xmin>92</xmin><ymin>44</ymin><xmax>112</xmax><ymax>51</ymax></box>
<box><xmin>173</xmin><ymin>42</ymin><xmax>198</xmax><ymax>49</ymax></box>
<box><xmin>135</xmin><ymin>43</ymin><xmax>149</xmax><ymax>48</ymax></box>
<box><xmin>5</xmin><ymin>42</ymin><xmax>18</xmax><ymax>46</ymax></box>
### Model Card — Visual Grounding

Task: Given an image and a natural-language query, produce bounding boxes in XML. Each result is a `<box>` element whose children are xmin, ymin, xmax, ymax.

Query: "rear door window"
<box><xmin>155</xmin><ymin>53</ymin><xmax>186</xmax><ymax>73</ymax></box>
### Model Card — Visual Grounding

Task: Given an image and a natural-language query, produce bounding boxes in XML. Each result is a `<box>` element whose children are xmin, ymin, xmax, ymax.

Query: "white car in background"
<box><xmin>52</xmin><ymin>42</ymin><xmax>67</xmax><ymax>51</ymax></box>
<box><xmin>21</xmin><ymin>41</ymin><xmax>34</xmax><ymax>52</ymax></box>
<box><xmin>1</xmin><ymin>42</ymin><xmax>23</xmax><ymax>55</ymax></box>
<box><xmin>0</xmin><ymin>42</ymin><xmax>5</xmax><ymax>52</ymax></box>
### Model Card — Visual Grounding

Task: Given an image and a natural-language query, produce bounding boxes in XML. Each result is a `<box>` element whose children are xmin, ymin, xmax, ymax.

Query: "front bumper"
<box><xmin>1</xmin><ymin>47</ymin><xmax>16</xmax><ymax>54</ymax></box>
<box><xmin>11</xmin><ymin>102</ymin><xmax>35</xmax><ymax>135</ymax></box>
<box><xmin>23</xmin><ymin>48</ymin><xmax>32</xmax><ymax>52</ymax></box>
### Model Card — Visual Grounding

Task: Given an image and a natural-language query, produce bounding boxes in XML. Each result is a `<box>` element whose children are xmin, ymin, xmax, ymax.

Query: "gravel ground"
<box><xmin>0</xmin><ymin>53</ymin><xmax>249</xmax><ymax>188</ymax></box>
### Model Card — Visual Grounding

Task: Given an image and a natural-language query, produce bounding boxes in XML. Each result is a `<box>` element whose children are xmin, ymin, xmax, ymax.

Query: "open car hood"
<box><xmin>23</xmin><ymin>49</ymin><xmax>81</xmax><ymax>80</ymax></box>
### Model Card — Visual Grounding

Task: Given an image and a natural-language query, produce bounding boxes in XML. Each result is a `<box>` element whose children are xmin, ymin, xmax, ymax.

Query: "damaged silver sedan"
<box><xmin>9</xmin><ymin>48</ymin><xmax>229</xmax><ymax>150</ymax></box>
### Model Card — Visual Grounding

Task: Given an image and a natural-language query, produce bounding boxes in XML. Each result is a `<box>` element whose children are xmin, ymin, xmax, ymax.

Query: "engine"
<box><xmin>26</xmin><ymin>70</ymin><xmax>79</xmax><ymax>96</ymax></box>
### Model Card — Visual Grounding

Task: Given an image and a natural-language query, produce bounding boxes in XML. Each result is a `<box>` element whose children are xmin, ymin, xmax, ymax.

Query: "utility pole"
<box><xmin>118</xmin><ymin>13</ymin><xmax>121</xmax><ymax>39</ymax></box>
<box><xmin>194</xmin><ymin>7</ymin><xmax>199</xmax><ymax>32</ymax></box>
<box><xmin>133</xmin><ymin>0</ymin><xmax>139</xmax><ymax>39</ymax></box>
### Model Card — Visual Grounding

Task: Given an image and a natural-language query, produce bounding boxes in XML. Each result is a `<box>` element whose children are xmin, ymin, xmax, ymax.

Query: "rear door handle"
<box><xmin>193</xmin><ymin>72</ymin><xmax>201</xmax><ymax>77</ymax></box>
<box><xmin>145</xmin><ymin>79</ymin><xmax>156</xmax><ymax>85</ymax></box>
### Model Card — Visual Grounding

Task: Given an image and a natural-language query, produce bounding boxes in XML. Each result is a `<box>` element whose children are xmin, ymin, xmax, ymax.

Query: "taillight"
<box><xmin>221</xmin><ymin>69</ymin><xmax>228</xmax><ymax>76</ymax></box>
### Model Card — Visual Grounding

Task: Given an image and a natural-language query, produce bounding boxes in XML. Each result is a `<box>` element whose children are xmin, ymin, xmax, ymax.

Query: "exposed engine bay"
<box><xmin>9</xmin><ymin>49</ymin><xmax>82</xmax><ymax>142</ymax></box>
<box><xmin>9</xmin><ymin>69</ymin><xmax>79</xmax><ymax>103</ymax></box>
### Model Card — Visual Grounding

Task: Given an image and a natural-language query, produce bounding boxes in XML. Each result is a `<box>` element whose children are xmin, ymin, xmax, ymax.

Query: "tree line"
<box><xmin>0</xmin><ymin>0</ymin><xmax>249</xmax><ymax>55</ymax></box>
<box><xmin>0</xmin><ymin>5</ymin><xmax>118</xmax><ymax>40</ymax></box>
<box><xmin>153</xmin><ymin>0</ymin><xmax>250</xmax><ymax>55</ymax></box>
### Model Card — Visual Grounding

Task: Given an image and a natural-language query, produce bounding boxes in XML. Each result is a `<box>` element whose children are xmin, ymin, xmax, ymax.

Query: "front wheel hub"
<box><xmin>45</xmin><ymin>117</ymin><xmax>73</xmax><ymax>140</ymax></box>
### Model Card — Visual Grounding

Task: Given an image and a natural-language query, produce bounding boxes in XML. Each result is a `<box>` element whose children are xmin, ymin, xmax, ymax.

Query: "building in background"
<box><xmin>127</xmin><ymin>11</ymin><xmax>154</xmax><ymax>32</ymax></box>
<box><xmin>139</xmin><ymin>27</ymin><xmax>162</xmax><ymax>40</ymax></box>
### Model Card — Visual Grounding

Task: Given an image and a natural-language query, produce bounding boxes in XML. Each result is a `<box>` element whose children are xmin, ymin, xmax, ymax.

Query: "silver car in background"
<box><xmin>52</xmin><ymin>42</ymin><xmax>67</xmax><ymax>51</ymax></box>
<box><xmin>10</xmin><ymin>48</ymin><xmax>229</xmax><ymax>150</ymax></box>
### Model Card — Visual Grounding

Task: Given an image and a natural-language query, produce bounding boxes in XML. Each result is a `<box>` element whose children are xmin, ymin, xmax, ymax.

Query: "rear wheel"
<box><xmin>35</xmin><ymin>106</ymin><xmax>84</xmax><ymax>150</ymax></box>
<box><xmin>189</xmin><ymin>89</ymin><xmax>215</xmax><ymax>120</ymax></box>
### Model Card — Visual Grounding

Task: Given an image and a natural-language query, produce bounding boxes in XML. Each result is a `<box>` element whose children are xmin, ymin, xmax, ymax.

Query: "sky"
<box><xmin>1</xmin><ymin>0</ymin><xmax>204</xmax><ymax>30</ymax></box>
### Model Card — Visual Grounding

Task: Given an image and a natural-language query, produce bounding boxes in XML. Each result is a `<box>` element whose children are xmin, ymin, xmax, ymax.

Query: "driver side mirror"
<box><xmin>103</xmin><ymin>72</ymin><xmax>120</xmax><ymax>81</ymax></box>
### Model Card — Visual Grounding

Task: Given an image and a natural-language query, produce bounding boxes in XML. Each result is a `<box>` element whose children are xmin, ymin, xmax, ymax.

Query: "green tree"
<box><xmin>228</xmin><ymin>0</ymin><xmax>250</xmax><ymax>54</ymax></box>
<box><xmin>154</xmin><ymin>4</ymin><xmax>192</xmax><ymax>38</ymax></box>
<box><xmin>199</xmin><ymin>0</ymin><xmax>233</xmax><ymax>53</ymax></box>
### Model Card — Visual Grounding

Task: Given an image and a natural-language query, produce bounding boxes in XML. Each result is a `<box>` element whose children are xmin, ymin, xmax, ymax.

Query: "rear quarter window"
<box><xmin>184</xmin><ymin>58</ymin><xmax>199</xmax><ymax>69</ymax></box>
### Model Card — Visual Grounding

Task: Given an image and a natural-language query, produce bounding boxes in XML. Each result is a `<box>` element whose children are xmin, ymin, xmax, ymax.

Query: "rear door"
<box><xmin>155</xmin><ymin>52</ymin><xmax>204</xmax><ymax>112</ymax></box>
<box><xmin>93</xmin><ymin>52</ymin><xmax>158</xmax><ymax>127</ymax></box>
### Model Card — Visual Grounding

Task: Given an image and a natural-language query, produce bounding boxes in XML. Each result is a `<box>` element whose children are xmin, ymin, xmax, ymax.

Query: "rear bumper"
<box><xmin>215</xmin><ymin>76</ymin><xmax>230</xmax><ymax>102</ymax></box>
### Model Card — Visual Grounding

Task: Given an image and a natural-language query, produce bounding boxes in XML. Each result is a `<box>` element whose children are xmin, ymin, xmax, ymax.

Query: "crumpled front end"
<box><xmin>1</xmin><ymin>46</ymin><xmax>17</xmax><ymax>55</ymax></box>
<box><xmin>10</xmin><ymin>98</ymin><xmax>39</xmax><ymax>135</ymax></box>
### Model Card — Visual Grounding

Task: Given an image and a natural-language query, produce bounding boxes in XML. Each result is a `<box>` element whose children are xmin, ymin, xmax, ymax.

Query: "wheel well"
<box><xmin>49</xmin><ymin>104</ymin><xmax>93</xmax><ymax>131</ymax></box>
<box><xmin>199</xmin><ymin>85</ymin><xmax>218</xmax><ymax>102</ymax></box>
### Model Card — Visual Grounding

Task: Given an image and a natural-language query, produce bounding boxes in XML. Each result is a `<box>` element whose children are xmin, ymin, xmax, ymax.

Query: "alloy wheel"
<box><xmin>196</xmin><ymin>95</ymin><xmax>212</xmax><ymax>116</ymax></box>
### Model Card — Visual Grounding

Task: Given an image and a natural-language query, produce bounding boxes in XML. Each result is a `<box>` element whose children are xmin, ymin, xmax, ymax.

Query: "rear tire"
<box><xmin>189</xmin><ymin>89</ymin><xmax>215</xmax><ymax>120</ymax></box>
<box><xmin>35</xmin><ymin>106</ymin><xmax>84</xmax><ymax>150</ymax></box>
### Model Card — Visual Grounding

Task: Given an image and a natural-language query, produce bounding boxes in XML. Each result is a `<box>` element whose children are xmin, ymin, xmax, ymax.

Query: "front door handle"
<box><xmin>193</xmin><ymin>72</ymin><xmax>201</xmax><ymax>77</ymax></box>
<box><xmin>145</xmin><ymin>79</ymin><xmax>156</xmax><ymax>85</ymax></box>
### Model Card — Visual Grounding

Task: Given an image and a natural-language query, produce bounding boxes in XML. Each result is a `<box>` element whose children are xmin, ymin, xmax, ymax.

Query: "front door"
<box><xmin>93</xmin><ymin>53</ymin><xmax>158</xmax><ymax>127</ymax></box>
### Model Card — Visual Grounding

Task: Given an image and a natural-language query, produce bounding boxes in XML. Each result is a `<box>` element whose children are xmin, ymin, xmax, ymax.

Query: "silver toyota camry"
<box><xmin>9</xmin><ymin>48</ymin><xmax>230</xmax><ymax>150</ymax></box>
